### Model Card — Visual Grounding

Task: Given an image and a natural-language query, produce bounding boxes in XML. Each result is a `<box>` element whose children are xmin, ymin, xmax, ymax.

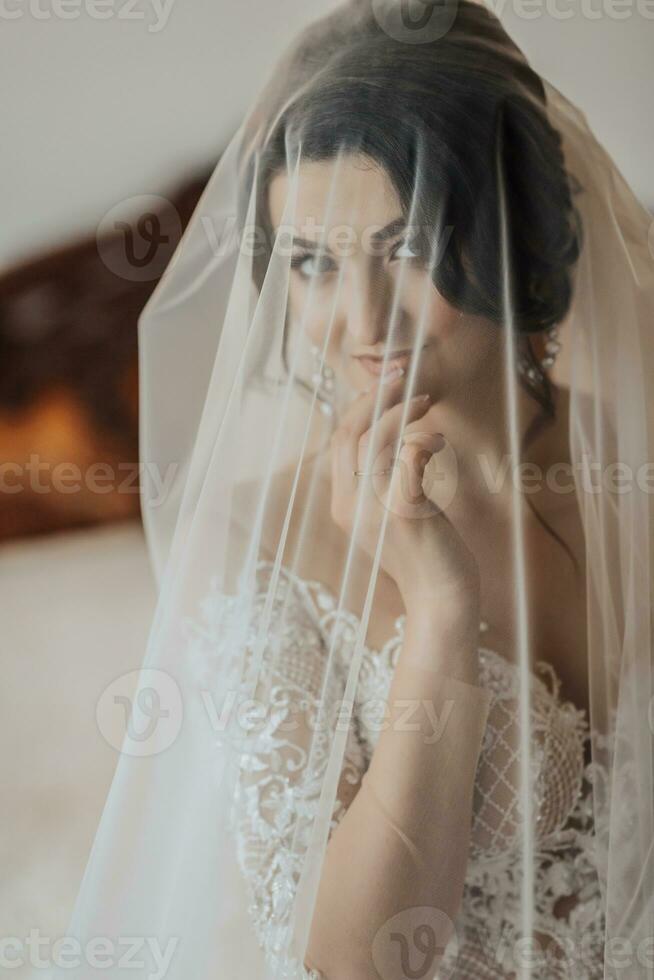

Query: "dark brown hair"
<box><xmin>240</xmin><ymin>0</ymin><xmax>584</xmax><ymax>575</ymax></box>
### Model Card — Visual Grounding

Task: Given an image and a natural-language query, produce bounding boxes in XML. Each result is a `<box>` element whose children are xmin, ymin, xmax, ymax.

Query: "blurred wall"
<box><xmin>0</xmin><ymin>0</ymin><xmax>334</xmax><ymax>271</ymax></box>
<box><xmin>1</xmin><ymin>0</ymin><xmax>652</xmax><ymax>273</ymax></box>
<box><xmin>500</xmin><ymin>0</ymin><xmax>654</xmax><ymax>211</ymax></box>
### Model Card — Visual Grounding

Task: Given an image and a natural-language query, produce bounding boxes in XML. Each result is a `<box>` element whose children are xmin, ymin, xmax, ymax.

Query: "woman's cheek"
<box><xmin>305</xmin><ymin>314</ymin><xmax>330</xmax><ymax>349</ymax></box>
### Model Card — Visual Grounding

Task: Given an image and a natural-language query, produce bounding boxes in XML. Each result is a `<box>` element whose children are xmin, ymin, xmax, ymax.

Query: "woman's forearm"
<box><xmin>305</xmin><ymin>601</ymin><xmax>492</xmax><ymax>979</ymax></box>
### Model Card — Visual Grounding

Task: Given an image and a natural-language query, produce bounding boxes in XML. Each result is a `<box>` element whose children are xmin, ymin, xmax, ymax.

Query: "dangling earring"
<box><xmin>310</xmin><ymin>343</ymin><xmax>335</xmax><ymax>416</ymax></box>
<box><xmin>517</xmin><ymin>324</ymin><xmax>562</xmax><ymax>382</ymax></box>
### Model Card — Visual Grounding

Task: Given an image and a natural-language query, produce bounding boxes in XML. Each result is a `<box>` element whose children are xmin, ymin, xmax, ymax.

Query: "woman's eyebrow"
<box><xmin>289</xmin><ymin>217</ymin><xmax>407</xmax><ymax>252</ymax></box>
<box><xmin>290</xmin><ymin>237</ymin><xmax>326</xmax><ymax>251</ymax></box>
<box><xmin>371</xmin><ymin>217</ymin><xmax>407</xmax><ymax>243</ymax></box>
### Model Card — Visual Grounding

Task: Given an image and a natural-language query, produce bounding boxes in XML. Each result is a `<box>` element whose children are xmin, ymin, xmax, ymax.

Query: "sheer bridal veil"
<box><xmin>40</xmin><ymin>1</ymin><xmax>653</xmax><ymax>978</ymax></box>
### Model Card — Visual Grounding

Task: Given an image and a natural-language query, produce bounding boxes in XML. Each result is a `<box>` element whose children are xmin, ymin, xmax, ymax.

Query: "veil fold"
<box><xmin>41</xmin><ymin>2</ymin><xmax>653</xmax><ymax>978</ymax></box>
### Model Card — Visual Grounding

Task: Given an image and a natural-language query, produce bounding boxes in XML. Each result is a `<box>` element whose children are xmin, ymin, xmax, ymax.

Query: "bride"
<box><xmin>225</xmin><ymin>10</ymin><xmax>595</xmax><ymax>972</ymax></box>
<box><xmin>49</xmin><ymin>2</ymin><xmax>654</xmax><ymax>979</ymax></box>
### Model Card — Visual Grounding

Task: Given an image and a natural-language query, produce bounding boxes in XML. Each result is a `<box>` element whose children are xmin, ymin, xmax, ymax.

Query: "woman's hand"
<box><xmin>329</xmin><ymin>369</ymin><xmax>480</xmax><ymax>620</ymax></box>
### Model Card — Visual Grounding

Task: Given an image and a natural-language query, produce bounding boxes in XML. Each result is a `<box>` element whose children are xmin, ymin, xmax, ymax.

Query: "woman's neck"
<box><xmin>421</xmin><ymin>382</ymin><xmax>571</xmax><ymax>521</ymax></box>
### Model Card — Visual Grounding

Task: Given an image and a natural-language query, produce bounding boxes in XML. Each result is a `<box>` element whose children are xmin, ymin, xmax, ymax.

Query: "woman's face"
<box><xmin>268</xmin><ymin>153</ymin><xmax>503</xmax><ymax>404</ymax></box>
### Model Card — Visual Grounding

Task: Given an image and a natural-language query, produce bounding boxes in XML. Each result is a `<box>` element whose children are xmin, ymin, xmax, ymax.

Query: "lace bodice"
<box><xmin>187</xmin><ymin>561</ymin><xmax>606</xmax><ymax>979</ymax></box>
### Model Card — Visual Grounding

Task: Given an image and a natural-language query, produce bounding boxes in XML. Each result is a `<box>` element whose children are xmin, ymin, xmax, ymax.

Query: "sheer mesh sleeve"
<box><xmin>225</xmin><ymin>564</ymin><xmax>368</xmax><ymax>980</ymax></box>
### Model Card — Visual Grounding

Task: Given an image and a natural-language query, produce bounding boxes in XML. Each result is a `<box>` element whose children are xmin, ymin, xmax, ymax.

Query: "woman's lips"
<box><xmin>354</xmin><ymin>352</ymin><xmax>413</xmax><ymax>377</ymax></box>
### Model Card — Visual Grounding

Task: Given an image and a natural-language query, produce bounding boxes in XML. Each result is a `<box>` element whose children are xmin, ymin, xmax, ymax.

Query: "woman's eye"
<box><xmin>391</xmin><ymin>238</ymin><xmax>422</xmax><ymax>261</ymax></box>
<box><xmin>291</xmin><ymin>252</ymin><xmax>337</xmax><ymax>279</ymax></box>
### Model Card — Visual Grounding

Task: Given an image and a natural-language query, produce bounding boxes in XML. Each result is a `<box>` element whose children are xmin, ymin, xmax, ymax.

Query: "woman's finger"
<box><xmin>331</xmin><ymin>372</ymin><xmax>406</xmax><ymax>492</ymax></box>
<box><xmin>385</xmin><ymin>439</ymin><xmax>446</xmax><ymax>520</ymax></box>
<box><xmin>337</xmin><ymin>369</ymin><xmax>406</xmax><ymax>438</ymax></box>
<box><xmin>357</xmin><ymin>394</ymin><xmax>431</xmax><ymax>473</ymax></box>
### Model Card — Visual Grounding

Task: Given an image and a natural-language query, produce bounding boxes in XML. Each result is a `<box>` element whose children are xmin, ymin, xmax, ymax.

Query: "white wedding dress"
<box><xmin>186</xmin><ymin>561</ymin><xmax>607</xmax><ymax>979</ymax></box>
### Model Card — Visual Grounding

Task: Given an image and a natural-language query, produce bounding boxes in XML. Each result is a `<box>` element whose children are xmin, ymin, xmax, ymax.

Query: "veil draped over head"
<box><xmin>45</xmin><ymin>1</ymin><xmax>654</xmax><ymax>978</ymax></box>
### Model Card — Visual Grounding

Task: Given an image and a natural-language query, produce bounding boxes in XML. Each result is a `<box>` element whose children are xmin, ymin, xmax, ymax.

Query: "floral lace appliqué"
<box><xmin>186</xmin><ymin>560</ymin><xmax>607</xmax><ymax>979</ymax></box>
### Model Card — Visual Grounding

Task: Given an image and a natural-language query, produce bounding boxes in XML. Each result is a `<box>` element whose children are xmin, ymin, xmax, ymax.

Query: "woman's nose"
<box><xmin>344</xmin><ymin>265</ymin><xmax>395</xmax><ymax>347</ymax></box>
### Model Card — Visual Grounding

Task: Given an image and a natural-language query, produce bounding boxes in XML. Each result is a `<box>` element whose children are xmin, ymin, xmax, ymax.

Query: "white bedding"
<box><xmin>0</xmin><ymin>520</ymin><xmax>157</xmax><ymax>976</ymax></box>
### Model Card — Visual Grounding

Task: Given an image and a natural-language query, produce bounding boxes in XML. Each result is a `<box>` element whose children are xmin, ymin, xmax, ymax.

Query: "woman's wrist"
<box><xmin>401</xmin><ymin>575</ymin><xmax>481</xmax><ymax>626</ymax></box>
<box><xmin>401</xmin><ymin>589</ymin><xmax>482</xmax><ymax>686</ymax></box>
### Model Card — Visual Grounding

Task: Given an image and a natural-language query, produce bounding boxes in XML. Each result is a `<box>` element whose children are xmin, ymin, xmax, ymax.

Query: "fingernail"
<box><xmin>378</xmin><ymin>367</ymin><xmax>405</xmax><ymax>387</ymax></box>
<box><xmin>402</xmin><ymin>432</ymin><xmax>445</xmax><ymax>452</ymax></box>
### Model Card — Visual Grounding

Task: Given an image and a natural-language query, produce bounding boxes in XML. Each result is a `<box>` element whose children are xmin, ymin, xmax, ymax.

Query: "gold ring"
<box><xmin>352</xmin><ymin>467</ymin><xmax>394</xmax><ymax>477</ymax></box>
